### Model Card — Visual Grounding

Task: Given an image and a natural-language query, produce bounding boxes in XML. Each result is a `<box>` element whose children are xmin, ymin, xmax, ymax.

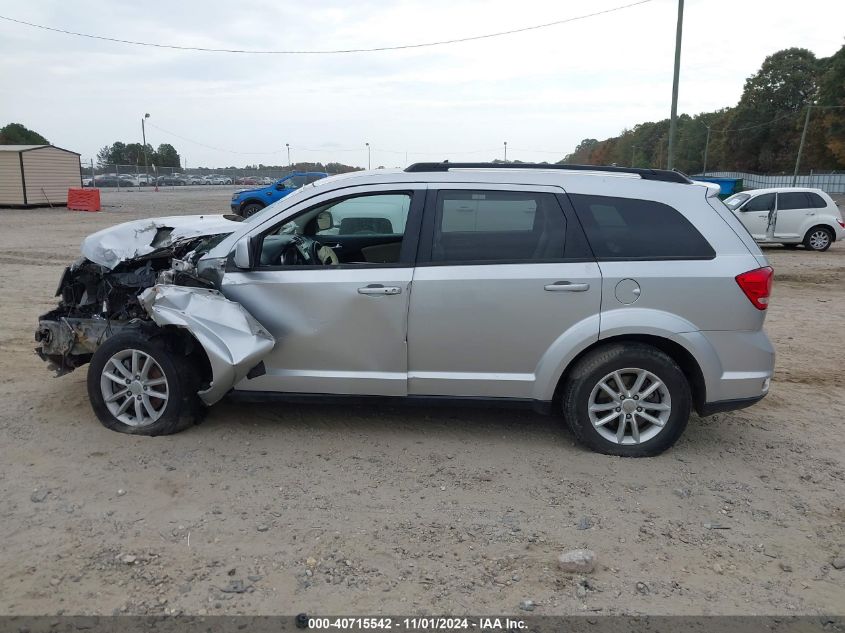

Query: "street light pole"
<box><xmin>792</xmin><ymin>105</ymin><xmax>812</xmax><ymax>186</ymax></box>
<box><xmin>366</xmin><ymin>142</ymin><xmax>370</xmax><ymax>170</ymax></box>
<box><xmin>702</xmin><ymin>125</ymin><xmax>711</xmax><ymax>175</ymax></box>
<box><xmin>631</xmin><ymin>144</ymin><xmax>638</xmax><ymax>167</ymax></box>
<box><xmin>503</xmin><ymin>141</ymin><xmax>507</xmax><ymax>162</ymax></box>
<box><xmin>141</xmin><ymin>113</ymin><xmax>150</xmax><ymax>180</ymax></box>
<box><xmin>286</xmin><ymin>143</ymin><xmax>290</xmax><ymax>170</ymax></box>
<box><xmin>667</xmin><ymin>0</ymin><xmax>684</xmax><ymax>170</ymax></box>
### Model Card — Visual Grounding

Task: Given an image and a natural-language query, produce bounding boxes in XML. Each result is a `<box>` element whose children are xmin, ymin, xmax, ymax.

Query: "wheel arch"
<box><xmin>239</xmin><ymin>197</ymin><xmax>266</xmax><ymax>212</ymax></box>
<box><xmin>804</xmin><ymin>223</ymin><xmax>836</xmax><ymax>242</ymax></box>
<box><xmin>550</xmin><ymin>334</ymin><xmax>708</xmax><ymax>415</ymax></box>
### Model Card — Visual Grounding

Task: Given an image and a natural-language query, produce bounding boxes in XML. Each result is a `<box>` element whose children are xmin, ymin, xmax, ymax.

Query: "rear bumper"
<box><xmin>698</xmin><ymin>394</ymin><xmax>765</xmax><ymax>417</ymax></box>
<box><xmin>692</xmin><ymin>328</ymin><xmax>774</xmax><ymax>405</ymax></box>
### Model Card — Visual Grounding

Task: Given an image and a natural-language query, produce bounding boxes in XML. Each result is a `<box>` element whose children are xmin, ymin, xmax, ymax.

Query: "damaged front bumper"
<box><xmin>36</xmin><ymin>251</ymin><xmax>275</xmax><ymax>405</ymax></box>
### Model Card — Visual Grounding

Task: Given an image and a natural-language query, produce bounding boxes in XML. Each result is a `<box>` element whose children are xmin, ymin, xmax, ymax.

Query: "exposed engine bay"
<box><xmin>34</xmin><ymin>214</ymin><xmax>276</xmax><ymax>405</ymax></box>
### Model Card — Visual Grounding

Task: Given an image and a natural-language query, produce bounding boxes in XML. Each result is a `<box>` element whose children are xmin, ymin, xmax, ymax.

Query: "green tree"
<box><xmin>818</xmin><ymin>41</ymin><xmax>845</xmax><ymax>164</ymax></box>
<box><xmin>0</xmin><ymin>122</ymin><xmax>48</xmax><ymax>145</ymax></box>
<box><xmin>156</xmin><ymin>143</ymin><xmax>181</xmax><ymax>168</ymax></box>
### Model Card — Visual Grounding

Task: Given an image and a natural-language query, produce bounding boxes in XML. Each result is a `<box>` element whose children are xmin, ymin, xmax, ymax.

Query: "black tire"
<box><xmin>87</xmin><ymin>332</ymin><xmax>205</xmax><ymax>436</ymax></box>
<box><xmin>561</xmin><ymin>343</ymin><xmax>691</xmax><ymax>457</ymax></box>
<box><xmin>240</xmin><ymin>202</ymin><xmax>265</xmax><ymax>218</ymax></box>
<box><xmin>803</xmin><ymin>226</ymin><xmax>834</xmax><ymax>252</ymax></box>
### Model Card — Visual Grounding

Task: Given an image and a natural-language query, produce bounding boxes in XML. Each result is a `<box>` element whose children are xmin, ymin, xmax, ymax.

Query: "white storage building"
<box><xmin>0</xmin><ymin>145</ymin><xmax>81</xmax><ymax>207</ymax></box>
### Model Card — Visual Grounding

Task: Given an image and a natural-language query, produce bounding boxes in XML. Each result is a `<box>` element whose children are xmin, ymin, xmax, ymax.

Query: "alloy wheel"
<box><xmin>100</xmin><ymin>349</ymin><xmax>169</xmax><ymax>427</ymax></box>
<box><xmin>587</xmin><ymin>367</ymin><xmax>672</xmax><ymax>445</ymax></box>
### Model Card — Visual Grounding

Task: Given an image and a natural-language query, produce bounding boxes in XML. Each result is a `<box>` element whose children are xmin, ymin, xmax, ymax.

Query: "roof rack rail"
<box><xmin>404</xmin><ymin>162</ymin><xmax>692</xmax><ymax>184</ymax></box>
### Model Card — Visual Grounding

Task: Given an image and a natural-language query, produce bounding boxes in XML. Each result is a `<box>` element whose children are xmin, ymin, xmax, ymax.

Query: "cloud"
<box><xmin>1</xmin><ymin>0</ymin><xmax>843</xmax><ymax>167</ymax></box>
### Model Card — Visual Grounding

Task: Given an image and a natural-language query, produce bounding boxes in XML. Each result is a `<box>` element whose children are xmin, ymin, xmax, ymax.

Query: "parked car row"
<box><xmin>82</xmin><ymin>173</ymin><xmax>238</xmax><ymax>187</ymax></box>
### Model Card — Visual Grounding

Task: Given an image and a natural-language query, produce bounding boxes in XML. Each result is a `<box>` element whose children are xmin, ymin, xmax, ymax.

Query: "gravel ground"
<box><xmin>0</xmin><ymin>187</ymin><xmax>843</xmax><ymax>616</ymax></box>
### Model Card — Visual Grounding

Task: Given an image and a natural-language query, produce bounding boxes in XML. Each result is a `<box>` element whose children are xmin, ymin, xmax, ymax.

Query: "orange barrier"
<box><xmin>67</xmin><ymin>188</ymin><xmax>101</xmax><ymax>212</ymax></box>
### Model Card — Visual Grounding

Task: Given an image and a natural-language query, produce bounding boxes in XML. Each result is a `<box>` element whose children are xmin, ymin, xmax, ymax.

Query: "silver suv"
<box><xmin>35</xmin><ymin>163</ymin><xmax>775</xmax><ymax>456</ymax></box>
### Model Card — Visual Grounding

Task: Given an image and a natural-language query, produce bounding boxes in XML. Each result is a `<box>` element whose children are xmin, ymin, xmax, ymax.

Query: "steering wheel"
<box><xmin>277</xmin><ymin>235</ymin><xmax>338</xmax><ymax>266</ymax></box>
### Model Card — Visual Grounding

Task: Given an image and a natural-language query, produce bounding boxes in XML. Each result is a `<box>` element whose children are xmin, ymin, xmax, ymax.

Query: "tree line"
<box><xmin>560</xmin><ymin>43</ymin><xmax>845</xmax><ymax>174</ymax></box>
<box><xmin>95</xmin><ymin>142</ymin><xmax>182</xmax><ymax>169</ymax></box>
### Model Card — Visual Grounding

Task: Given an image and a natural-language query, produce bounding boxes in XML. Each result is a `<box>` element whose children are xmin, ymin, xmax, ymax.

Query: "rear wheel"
<box><xmin>240</xmin><ymin>202</ymin><xmax>265</xmax><ymax>218</ymax></box>
<box><xmin>87</xmin><ymin>332</ymin><xmax>204</xmax><ymax>436</ymax></box>
<box><xmin>804</xmin><ymin>226</ymin><xmax>833</xmax><ymax>251</ymax></box>
<box><xmin>561</xmin><ymin>343</ymin><xmax>691</xmax><ymax>457</ymax></box>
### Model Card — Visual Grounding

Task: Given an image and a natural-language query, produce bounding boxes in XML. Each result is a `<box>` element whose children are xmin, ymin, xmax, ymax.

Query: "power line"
<box><xmin>0</xmin><ymin>2</ymin><xmax>653</xmax><ymax>54</ymax></box>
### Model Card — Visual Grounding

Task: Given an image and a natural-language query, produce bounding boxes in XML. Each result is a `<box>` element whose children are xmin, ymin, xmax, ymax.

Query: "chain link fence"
<box><xmin>80</xmin><ymin>162</ymin><xmax>357</xmax><ymax>190</ymax></box>
<box><xmin>693</xmin><ymin>171</ymin><xmax>845</xmax><ymax>194</ymax></box>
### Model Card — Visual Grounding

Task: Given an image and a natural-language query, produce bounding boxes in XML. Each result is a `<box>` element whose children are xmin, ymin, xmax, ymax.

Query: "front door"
<box><xmin>407</xmin><ymin>185</ymin><xmax>601</xmax><ymax>400</ymax></box>
<box><xmin>739</xmin><ymin>192</ymin><xmax>775</xmax><ymax>240</ymax></box>
<box><xmin>222</xmin><ymin>186</ymin><xmax>425</xmax><ymax>396</ymax></box>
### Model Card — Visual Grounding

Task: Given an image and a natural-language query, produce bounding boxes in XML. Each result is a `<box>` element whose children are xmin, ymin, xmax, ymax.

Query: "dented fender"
<box><xmin>138</xmin><ymin>285</ymin><xmax>275</xmax><ymax>405</ymax></box>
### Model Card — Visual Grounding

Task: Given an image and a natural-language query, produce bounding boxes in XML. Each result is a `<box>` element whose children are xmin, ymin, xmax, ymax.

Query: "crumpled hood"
<box><xmin>81</xmin><ymin>214</ymin><xmax>243</xmax><ymax>269</ymax></box>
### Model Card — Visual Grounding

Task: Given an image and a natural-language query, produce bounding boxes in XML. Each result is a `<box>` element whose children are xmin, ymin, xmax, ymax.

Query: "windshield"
<box><xmin>723</xmin><ymin>193</ymin><xmax>750</xmax><ymax>210</ymax></box>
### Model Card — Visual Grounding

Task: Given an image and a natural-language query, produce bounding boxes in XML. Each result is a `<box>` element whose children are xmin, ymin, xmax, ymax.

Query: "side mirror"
<box><xmin>316</xmin><ymin>211</ymin><xmax>333</xmax><ymax>231</ymax></box>
<box><xmin>233</xmin><ymin>237</ymin><xmax>255</xmax><ymax>269</ymax></box>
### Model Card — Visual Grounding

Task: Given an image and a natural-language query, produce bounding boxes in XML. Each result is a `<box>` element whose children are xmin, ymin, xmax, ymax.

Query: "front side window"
<box><xmin>570</xmin><ymin>194</ymin><xmax>715</xmax><ymax>260</ymax></box>
<box><xmin>431</xmin><ymin>190</ymin><xmax>567</xmax><ymax>263</ymax></box>
<box><xmin>257</xmin><ymin>193</ymin><xmax>412</xmax><ymax>267</ymax></box>
<box><xmin>744</xmin><ymin>193</ymin><xmax>775</xmax><ymax>212</ymax></box>
<box><xmin>778</xmin><ymin>192</ymin><xmax>810</xmax><ymax>210</ymax></box>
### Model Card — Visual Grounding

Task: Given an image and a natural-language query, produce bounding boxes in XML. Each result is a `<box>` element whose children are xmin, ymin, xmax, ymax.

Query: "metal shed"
<box><xmin>0</xmin><ymin>145</ymin><xmax>82</xmax><ymax>207</ymax></box>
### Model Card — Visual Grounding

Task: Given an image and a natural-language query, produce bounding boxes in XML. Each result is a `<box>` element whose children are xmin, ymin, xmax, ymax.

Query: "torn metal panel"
<box><xmin>81</xmin><ymin>214</ymin><xmax>243</xmax><ymax>270</ymax></box>
<box><xmin>138</xmin><ymin>285</ymin><xmax>275</xmax><ymax>405</ymax></box>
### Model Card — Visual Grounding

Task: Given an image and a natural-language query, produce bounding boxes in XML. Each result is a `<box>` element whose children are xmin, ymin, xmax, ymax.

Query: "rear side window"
<box><xmin>806</xmin><ymin>192</ymin><xmax>827</xmax><ymax>208</ymax></box>
<box><xmin>778</xmin><ymin>192</ymin><xmax>811</xmax><ymax>210</ymax></box>
<box><xmin>569</xmin><ymin>194</ymin><xmax>715</xmax><ymax>260</ymax></box>
<box><xmin>431</xmin><ymin>190</ymin><xmax>567</xmax><ymax>263</ymax></box>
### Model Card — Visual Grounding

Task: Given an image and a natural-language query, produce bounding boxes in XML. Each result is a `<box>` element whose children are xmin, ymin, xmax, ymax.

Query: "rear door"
<box><xmin>407</xmin><ymin>185</ymin><xmax>601</xmax><ymax>400</ymax></box>
<box><xmin>774</xmin><ymin>191</ymin><xmax>812</xmax><ymax>239</ymax></box>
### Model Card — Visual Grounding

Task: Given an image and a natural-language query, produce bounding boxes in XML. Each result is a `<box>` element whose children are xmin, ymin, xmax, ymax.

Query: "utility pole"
<box><xmin>141</xmin><ymin>113</ymin><xmax>150</xmax><ymax>180</ymax></box>
<box><xmin>366</xmin><ymin>142</ymin><xmax>371</xmax><ymax>170</ymax></box>
<box><xmin>667</xmin><ymin>0</ymin><xmax>684</xmax><ymax>170</ymax></box>
<box><xmin>503</xmin><ymin>141</ymin><xmax>507</xmax><ymax>162</ymax></box>
<box><xmin>792</xmin><ymin>106</ymin><xmax>812</xmax><ymax>186</ymax></box>
<box><xmin>286</xmin><ymin>143</ymin><xmax>291</xmax><ymax>170</ymax></box>
<box><xmin>702</xmin><ymin>125</ymin><xmax>711</xmax><ymax>175</ymax></box>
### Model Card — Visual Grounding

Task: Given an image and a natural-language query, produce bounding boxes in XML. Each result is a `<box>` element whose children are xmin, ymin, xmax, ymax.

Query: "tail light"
<box><xmin>735</xmin><ymin>266</ymin><xmax>774</xmax><ymax>310</ymax></box>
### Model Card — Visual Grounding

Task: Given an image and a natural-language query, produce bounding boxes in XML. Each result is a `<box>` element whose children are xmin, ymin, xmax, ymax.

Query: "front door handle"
<box><xmin>544</xmin><ymin>281</ymin><xmax>590</xmax><ymax>292</ymax></box>
<box><xmin>358</xmin><ymin>284</ymin><xmax>402</xmax><ymax>296</ymax></box>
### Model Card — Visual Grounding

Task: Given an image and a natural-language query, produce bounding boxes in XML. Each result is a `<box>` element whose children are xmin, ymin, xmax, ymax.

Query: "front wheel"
<box><xmin>804</xmin><ymin>226</ymin><xmax>833</xmax><ymax>252</ymax></box>
<box><xmin>240</xmin><ymin>202</ymin><xmax>265</xmax><ymax>218</ymax></box>
<box><xmin>87</xmin><ymin>332</ymin><xmax>204</xmax><ymax>436</ymax></box>
<box><xmin>561</xmin><ymin>343</ymin><xmax>691</xmax><ymax>457</ymax></box>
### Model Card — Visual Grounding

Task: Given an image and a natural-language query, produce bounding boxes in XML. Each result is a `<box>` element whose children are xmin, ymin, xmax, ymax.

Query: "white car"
<box><xmin>724</xmin><ymin>187</ymin><xmax>845</xmax><ymax>251</ymax></box>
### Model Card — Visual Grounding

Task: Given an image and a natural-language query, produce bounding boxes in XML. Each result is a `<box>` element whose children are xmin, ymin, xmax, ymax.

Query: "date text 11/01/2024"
<box><xmin>304</xmin><ymin>617</ymin><xmax>527</xmax><ymax>630</ymax></box>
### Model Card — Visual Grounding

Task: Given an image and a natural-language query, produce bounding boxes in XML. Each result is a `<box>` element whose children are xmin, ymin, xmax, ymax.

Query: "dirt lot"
<box><xmin>1</xmin><ymin>187</ymin><xmax>843</xmax><ymax>616</ymax></box>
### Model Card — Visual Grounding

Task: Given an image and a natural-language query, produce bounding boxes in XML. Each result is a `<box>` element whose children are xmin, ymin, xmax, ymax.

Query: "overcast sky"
<box><xmin>1</xmin><ymin>0</ymin><xmax>843</xmax><ymax>169</ymax></box>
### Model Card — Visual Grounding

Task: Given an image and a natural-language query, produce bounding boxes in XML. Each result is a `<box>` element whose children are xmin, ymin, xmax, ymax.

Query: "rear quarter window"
<box><xmin>806</xmin><ymin>192</ymin><xmax>828</xmax><ymax>209</ymax></box>
<box><xmin>569</xmin><ymin>194</ymin><xmax>715</xmax><ymax>260</ymax></box>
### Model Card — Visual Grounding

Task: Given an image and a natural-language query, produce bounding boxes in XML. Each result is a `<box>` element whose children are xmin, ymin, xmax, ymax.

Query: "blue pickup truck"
<box><xmin>231</xmin><ymin>171</ymin><xmax>329</xmax><ymax>217</ymax></box>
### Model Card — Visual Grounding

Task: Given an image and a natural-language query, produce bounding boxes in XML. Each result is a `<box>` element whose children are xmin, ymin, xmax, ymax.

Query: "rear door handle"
<box><xmin>358</xmin><ymin>284</ymin><xmax>402</xmax><ymax>296</ymax></box>
<box><xmin>544</xmin><ymin>281</ymin><xmax>590</xmax><ymax>292</ymax></box>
